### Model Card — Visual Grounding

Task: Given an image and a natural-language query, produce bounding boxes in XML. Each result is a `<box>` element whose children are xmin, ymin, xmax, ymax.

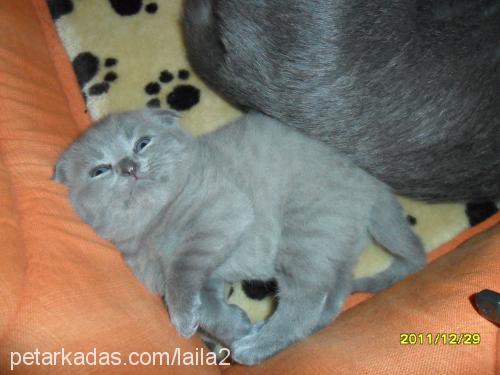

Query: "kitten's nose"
<box><xmin>118</xmin><ymin>157</ymin><xmax>139</xmax><ymax>178</ymax></box>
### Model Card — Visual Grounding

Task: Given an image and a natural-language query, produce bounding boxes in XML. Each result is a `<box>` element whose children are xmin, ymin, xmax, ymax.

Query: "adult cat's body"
<box><xmin>54</xmin><ymin>110</ymin><xmax>425</xmax><ymax>365</ymax></box>
<box><xmin>183</xmin><ymin>0</ymin><xmax>500</xmax><ymax>201</ymax></box>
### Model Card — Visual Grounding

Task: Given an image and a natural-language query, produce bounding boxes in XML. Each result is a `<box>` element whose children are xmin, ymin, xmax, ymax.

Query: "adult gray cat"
<box><xmin>54</xmin><ymin>110</ymin><xmax>425</xmax><ymax>365</ymax></box>
<box><xmin>183</xmin><ymin>0</ymin><xmax>500</xmax><ymax>201</ymax></box>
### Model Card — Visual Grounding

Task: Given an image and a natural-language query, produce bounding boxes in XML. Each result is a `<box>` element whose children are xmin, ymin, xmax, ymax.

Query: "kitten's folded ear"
<box><xmin>150</xmin><ymin>109</ymin><xmax>182</xmax><ymax>125</ymax></box>
<box><xmin>52</xmin><ymin>157</ymin><xmax>67</xmax><ymax>184</ymax></box>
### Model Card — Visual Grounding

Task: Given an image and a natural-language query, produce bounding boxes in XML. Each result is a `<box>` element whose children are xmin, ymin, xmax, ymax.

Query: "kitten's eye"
<box><xmin>90</xmin><ymin>165</ymin><xmax>111</xmax><ymax>178</ymax></box>
<box><xmin>134</xmin><ymin>136</ymin><xmax>152</xmax><ymax>153</ymax></box>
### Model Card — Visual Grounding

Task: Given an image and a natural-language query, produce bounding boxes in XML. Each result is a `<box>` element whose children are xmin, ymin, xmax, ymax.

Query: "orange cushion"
<box><xmin>0</xmin><ymin>1</ymin><xmax>498</xmax><ymax>374</ymax></box>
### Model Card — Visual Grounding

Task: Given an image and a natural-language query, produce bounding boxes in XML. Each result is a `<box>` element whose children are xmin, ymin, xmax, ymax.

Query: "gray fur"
<box><xmin>54</xmin><ymin>110</ymin><xmax>425</xmax><ymax>365</ymax></box>
<box><xmin>183</xmin><ymin>0</ymin><xmax>500</xmax><ymax>201</ymax></box>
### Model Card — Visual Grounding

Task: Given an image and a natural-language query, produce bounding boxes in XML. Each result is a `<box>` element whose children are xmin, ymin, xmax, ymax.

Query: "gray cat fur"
<box><xmin>183</xmin><ymin>0</ymin><xmax>500</xmax><ymax>201</ymax></box>
<box><xmin>54</xmin><ymin>110</ymin><xmax>425</xmax><ymax>365</ymax></box>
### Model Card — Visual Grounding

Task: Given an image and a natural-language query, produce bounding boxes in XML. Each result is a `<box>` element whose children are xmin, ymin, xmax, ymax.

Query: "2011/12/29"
<box><xmin>400</xmin><ymin>333</ymin><xmax>481</xmax><ymax>345</ymax></box>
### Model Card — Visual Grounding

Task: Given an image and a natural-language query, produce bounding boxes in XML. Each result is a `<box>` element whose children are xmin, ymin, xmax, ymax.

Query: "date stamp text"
<box><xmin>400</xmin><ymin>333</ymin><xmax>481</xmax><ymax>345</ymax></box>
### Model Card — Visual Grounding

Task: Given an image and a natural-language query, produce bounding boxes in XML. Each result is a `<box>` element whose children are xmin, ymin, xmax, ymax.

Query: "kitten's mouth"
<box><xmin>126</xmin><ymin>172</ymin><xmax>150</xmax><ymax>182</ymax></box>
<box><xmin>129</xmin><ymin>174</ymin><xmax>153</xmax><ymax>183</ymax></box>
<box><xmin>125</xmin><ymin>183</ymin><xmax>140</xmax><ymax>207</ymax></box>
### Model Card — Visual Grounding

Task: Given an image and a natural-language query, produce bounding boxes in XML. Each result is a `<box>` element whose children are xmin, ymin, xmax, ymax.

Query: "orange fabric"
<box><xmin>0</xmin><ymin>0</ymin><xmax>498</xmax><ymax>374</ymax></box>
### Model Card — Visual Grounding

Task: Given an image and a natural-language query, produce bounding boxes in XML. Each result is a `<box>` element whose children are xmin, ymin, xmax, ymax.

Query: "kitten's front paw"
<box><xmin>168</xmin><ymin>296</ymin><xmax>201</xmax><ymax>338</ymax></box>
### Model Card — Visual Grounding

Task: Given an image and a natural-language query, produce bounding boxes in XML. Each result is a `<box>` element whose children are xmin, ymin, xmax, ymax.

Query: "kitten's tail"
<box><xmin>182</xmin><ymin>0</ymin><xmax>227</xmax><ymax>87</ymax></box>
<box><xmin>353</xmin><ymin>193</ymin><xmax>426</xmax><ymax>293</ymax></box>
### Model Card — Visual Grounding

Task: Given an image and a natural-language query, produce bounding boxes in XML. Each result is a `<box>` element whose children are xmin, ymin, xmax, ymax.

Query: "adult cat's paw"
<box><xmin>168</xmin><ymin>294</ymin><xmax>202</xmax><ymax>338</ymax></box>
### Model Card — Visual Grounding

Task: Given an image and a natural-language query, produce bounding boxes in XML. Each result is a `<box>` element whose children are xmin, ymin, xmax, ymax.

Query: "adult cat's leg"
<box><xmin>198</xmin><ymin>279</ymin><xmax>253</xmax><ymax>346</ymax></box>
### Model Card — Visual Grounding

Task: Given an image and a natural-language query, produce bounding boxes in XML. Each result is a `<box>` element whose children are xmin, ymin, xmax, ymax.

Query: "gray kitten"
<box><xmin>54</xmin><ymin>110</ymin><xmax>425</xmax><ymax>365</ymax></box>
<box><xmin>183</xmin><ymin>0</ymin><xmax>500</xmax><ymax>201</ymax></box>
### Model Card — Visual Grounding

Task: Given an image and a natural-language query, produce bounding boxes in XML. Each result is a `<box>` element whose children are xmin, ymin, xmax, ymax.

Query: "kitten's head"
<box><xmin>54</xmin><ymin>110</ymin><xmax>190</xmax><ymax>242</ymax></box>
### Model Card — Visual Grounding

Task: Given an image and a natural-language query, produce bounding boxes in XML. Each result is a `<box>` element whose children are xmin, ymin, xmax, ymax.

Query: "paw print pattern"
<box><xmin>108</xmin><ymin>0</ymin><xmax>159</xmax><ymax>16</ymax></box>
<box><xmin>72</xmin><ymin>52</ymin><xmax>119</xmax><ymax>101</ymax></box>
<box><xmin>144</xmin><ymin>69</ymin><xmax>201</xmax><ymax>111</ymax></box>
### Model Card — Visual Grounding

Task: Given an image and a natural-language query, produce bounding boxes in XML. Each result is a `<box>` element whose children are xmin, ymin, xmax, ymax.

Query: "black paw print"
<box><xmin>47</xmin><ymin>0</ymin><xmax>74</xmax><ymax>20</ymax></box>
<box><xmin>241</xmin><ymin>280</ymin><xmax>278</xmax><ymax>301</ymax></box>
<box><xmin>109</xmin><ymin>0</ymin><xmax>159</xmax><ymax>16</ymax></box>
<box><xmin>72</xmin><ymin>52</ymin><xmax>119</xmax><ymax>102</ymax></box>
<box><xmin>144</xmin><ymin>69</ymin><xmax>201</xmax><ymax>111</ymax></box>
